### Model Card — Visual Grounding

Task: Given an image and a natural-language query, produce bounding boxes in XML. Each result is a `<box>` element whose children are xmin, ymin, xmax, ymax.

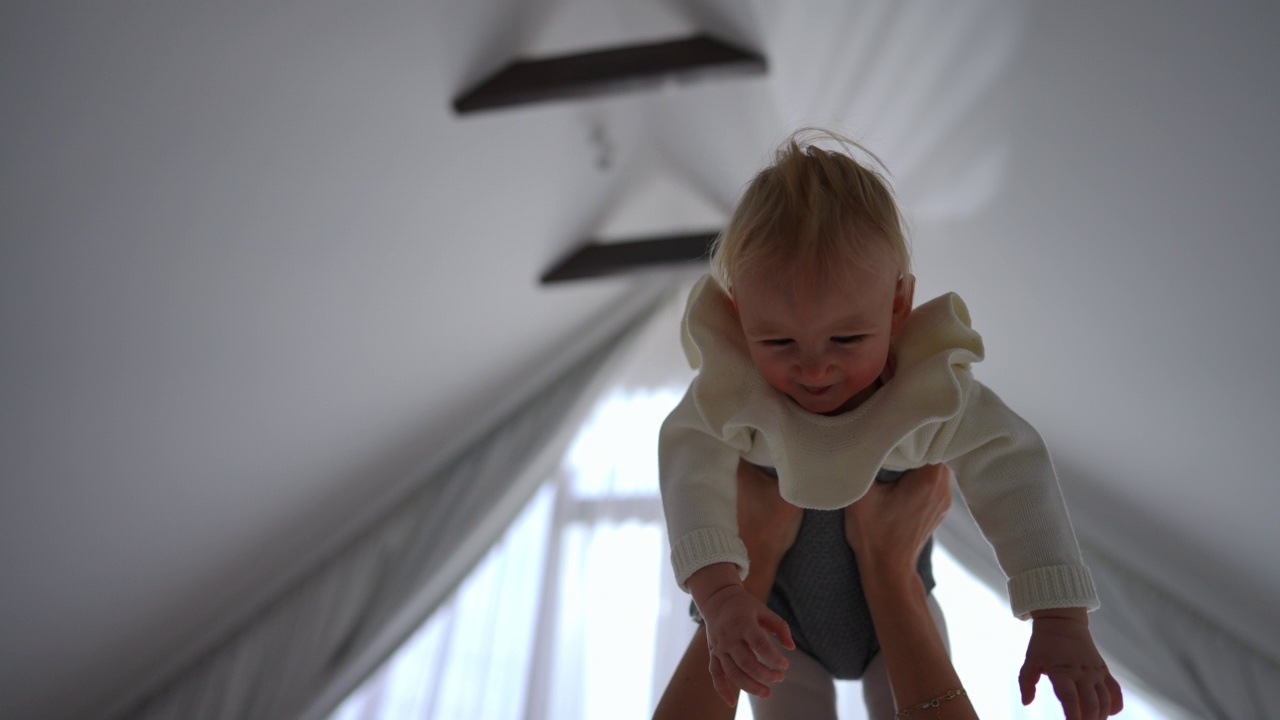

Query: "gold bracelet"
<box><xmin>896</xmin><ymin>688</ymin><xmax>968</xmax><ymax>718</ymax></box>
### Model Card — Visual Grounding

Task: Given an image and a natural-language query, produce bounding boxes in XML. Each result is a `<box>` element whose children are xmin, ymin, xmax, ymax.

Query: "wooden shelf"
<box><xmin>455</xmin><ymin>34</ymin><xmax>765</xmax><ymax>114</ymax></box>
<box><xmin>540</xmin><ymin>231</ymin><xmax>719</xmax><ymax>283</ymax></box>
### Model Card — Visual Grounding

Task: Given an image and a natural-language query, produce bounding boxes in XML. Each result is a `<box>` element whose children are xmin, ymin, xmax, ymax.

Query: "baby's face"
<box><xmin>732</xmin><ymin>262</ymin><xmax>907</xmax><ymax>416</ymax></box>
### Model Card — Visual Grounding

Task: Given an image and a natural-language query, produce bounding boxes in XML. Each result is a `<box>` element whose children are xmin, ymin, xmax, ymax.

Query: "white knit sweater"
<box><xmin>658</xmin><ymin>275</ymin><xmax>1098</xmax><ymax>619</ymax></box>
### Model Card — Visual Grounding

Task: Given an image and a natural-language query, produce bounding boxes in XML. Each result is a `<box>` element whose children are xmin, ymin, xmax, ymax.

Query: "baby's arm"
<box><xmin>658</xmin><ymin>391</ymin><xmax>751</xmax><ymax>585</ymax></box>
<box><xmin>943</xmin><ymin>382</ymin><xmax>1119</xmax><ymax>718</ymax></box>
<box><xmin>658</xmin><ymin>392</ymin><xmax>791</xmax><ymax>705</ymax></box>
<box><xmin>653</xmin><ymin>461</ymin><xmax>803</xmax><ymax>718</ymax></box>
<box><xmin>944</xmin><ymin>382</ymin><xmax>1098</xmax><ymax>614</ymax></box>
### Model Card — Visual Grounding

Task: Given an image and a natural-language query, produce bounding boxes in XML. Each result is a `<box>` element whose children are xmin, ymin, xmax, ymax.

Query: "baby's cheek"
<box><xmin>758</xmin><ymin>367</ymin><xmax>794</xmax><ymax>398</ymax></box>
<box><xmin>765</xmin><ymin>375</ymin><xmax>794</xmax><ymax>397</ymax></box>
<box><xmin>844</xmin><ymin>363</ymin><xmax>884</xmax><ymax>395</ymax></box>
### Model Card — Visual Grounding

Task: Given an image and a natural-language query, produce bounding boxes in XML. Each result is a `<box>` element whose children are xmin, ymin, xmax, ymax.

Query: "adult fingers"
<box><xmin>908</xmin><ymin>462</ymin><xmax>948</xmax><ymax>483</ymax></box>
<box><xmin>917</xmin><ymin>471</ymin><xmax>950</xmax><ymax>539</ymax></box>
<box><xmin>911</xmin><ymin>464</ymin><xmax>952</xmax><ymax>515</ymax></box>
<box><xmin>903</xmin><ymin>462</ymin><xmax>948</xmax><ymax>488</ymax></box>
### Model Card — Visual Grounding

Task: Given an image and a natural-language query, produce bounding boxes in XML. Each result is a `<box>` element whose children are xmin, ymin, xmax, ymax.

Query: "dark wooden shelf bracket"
<box><xmin>454</xmin><ymin>34</ymin><xmax>766</xmax><ymax>114</ymax></box>
<box><xmin>540</xmin><ymin>231</ymin><xmax>720</xmax><ymax>284</ymax></box>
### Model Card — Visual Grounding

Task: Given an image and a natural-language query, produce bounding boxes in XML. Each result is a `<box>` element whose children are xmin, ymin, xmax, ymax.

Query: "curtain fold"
<box><xmin>115</xmin><ymin>284</ymin><xmax>672</xmax><ymax>720</ymax></box>
<box><xmin>328</xmin><ymin>284</ymin><xmax>703</xmax><ymax>720</ymax></box>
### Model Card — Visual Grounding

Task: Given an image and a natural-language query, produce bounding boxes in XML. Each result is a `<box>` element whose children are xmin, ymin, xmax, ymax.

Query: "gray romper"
<box><xmin>693</xmin><ymin>466</ymin><xmax>936</xmax><ymax>680</ymax></box>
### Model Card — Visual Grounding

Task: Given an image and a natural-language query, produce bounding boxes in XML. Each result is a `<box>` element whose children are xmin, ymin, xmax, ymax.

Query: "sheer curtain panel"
<box><xmin>112</xmin><ymin>283</ymin><xmax>673</xmax><ymax>720</ymax></box>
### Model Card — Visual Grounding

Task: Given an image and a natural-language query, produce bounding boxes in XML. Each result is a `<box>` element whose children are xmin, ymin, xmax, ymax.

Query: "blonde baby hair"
<box><xmin>711</xmin><ymin>128</ymin><xmax>911</xmax><ymax>294</ymax></box>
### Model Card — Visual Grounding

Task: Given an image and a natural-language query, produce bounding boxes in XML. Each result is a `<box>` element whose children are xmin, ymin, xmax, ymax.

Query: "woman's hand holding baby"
<box><xmin>844</xmin><ymin>463</ymin><xmax>952</xmax><ymax>574</ymax></box>
<box><xmin>844</xmin><ymin>464</ymin><xmax>1120</xmax><ymax>720</ymax></box>
<box><xmin>735</xmin><ymin>460</ymin><xmax>802</xmax><ymax>577</ymax></box>
<box><xmin>842</xmin><ymin>465</ymin><xmax>978</xmax><ymax>720</ymax></box>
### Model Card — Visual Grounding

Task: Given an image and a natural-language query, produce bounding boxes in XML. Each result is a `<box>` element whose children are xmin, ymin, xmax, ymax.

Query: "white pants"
<box><xmin>748</xmin><ymin>595</ymin><xmax>949</xmax><ymax>720</ymax></box>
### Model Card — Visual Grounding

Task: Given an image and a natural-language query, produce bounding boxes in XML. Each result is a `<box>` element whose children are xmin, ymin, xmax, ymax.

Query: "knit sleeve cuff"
<box><xmin>1007</xmin><ymin>564</ymin><xmax>1100</xmax><ymax>620</ymax></box>
<box><xmin>671</xmin><ymin>526</ymin><xmax>750</xmax><ymax>592</ymax></box>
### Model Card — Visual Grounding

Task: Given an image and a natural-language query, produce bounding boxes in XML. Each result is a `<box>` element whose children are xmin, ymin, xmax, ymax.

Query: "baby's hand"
<box><xmin>698</xmin><ymin>583</ymin><xmax>795</xmax><ymax>706</ymax></box>
<box><xmin>1020</xmin><ymin>609</ymin><xmax>1123</xmax><ymax>720</ymax></box>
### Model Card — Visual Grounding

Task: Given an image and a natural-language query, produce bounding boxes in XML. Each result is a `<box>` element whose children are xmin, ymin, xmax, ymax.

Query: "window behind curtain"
<box><xmin>329</xmin><ymin>387</ymin><xmax>690</xmax><ymax>720</ymax></box>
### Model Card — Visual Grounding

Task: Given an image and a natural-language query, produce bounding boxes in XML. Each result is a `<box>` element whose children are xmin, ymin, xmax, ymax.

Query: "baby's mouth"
<box><xmin>800</xmin><ymin>384</ymin><xmax>833</xmax><ymax>396</ymax></box>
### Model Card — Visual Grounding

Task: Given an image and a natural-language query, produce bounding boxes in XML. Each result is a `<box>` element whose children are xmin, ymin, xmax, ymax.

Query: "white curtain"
<box><xmin>112</xmin><ymin>282</ymin><xmax>674</xmax><ymax>720</ymax></box>
<box><xmin>937</xmin><ymin>491</ymin><xmax>1280</xmax><ymax>720</ymax></box>
<box><xmin>328</xmin><ymin>387</ymin><xmax>688</xmax><ymax>720</ymax></box>
<box><xmin>326</xmin><ymin>287</ymin><xmax>702</xmax><ymax>720</ymax></box>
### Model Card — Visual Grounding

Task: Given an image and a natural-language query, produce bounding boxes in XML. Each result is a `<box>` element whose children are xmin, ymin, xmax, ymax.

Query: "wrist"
<box><xmin>861</xmin><ymin>563</ymin><xmax>927</xmax><ymax>605</ymax></box>
<box><xmin>857</xmin><ymin>554</ymin><xmax>925</xmax><ymax>590</ymax></box>
<box><xmin>1030</xmin><ymin>607</ymin><xmax>1089</xmax><ymax>625</ymax></box>
<box><xmin>686</xmin><ymin>562</ymin><xmax>743</xmax><ymax>608</ymax></box>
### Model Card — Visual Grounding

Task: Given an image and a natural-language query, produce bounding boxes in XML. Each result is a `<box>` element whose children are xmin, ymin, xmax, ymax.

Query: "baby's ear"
<box><xmin>891</xmin><ymin>274</ymin><xmax>916</xmax><ymax>335</ymax></box>
<box><xmin>725</xmin><ymin>290</ymin><xmax>740</xmax><ymax>320</ymax></box>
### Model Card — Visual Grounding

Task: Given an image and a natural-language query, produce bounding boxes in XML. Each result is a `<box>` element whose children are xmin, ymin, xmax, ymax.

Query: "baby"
<box><xmin>658</xmin><ymin>130</ymin><xmax>1122</xmax><ymax>719</ymax></box>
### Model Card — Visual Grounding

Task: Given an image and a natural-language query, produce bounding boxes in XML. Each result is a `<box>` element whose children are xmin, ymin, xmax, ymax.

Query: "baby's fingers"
<box><xmin>1093</xmin><ymin>681</ymin><xmax>1111</xmax><ymax>720</ymax></box>
<box><xmin>721</xmin><ymin>650</ymin><xmax>774</xmax><ymax>698</ymax></box>
<box><xmin>1105</xmin><ymin>673</ymin><xmax>1124</xmax><ymax>715</ymax></box>
<box><xmin>1017</xmin><ymin>662</ymin><xmax>1040</xmax><ymax>706</ymax></box>
<box><xmin>1047</xmin><ymin>674</ymin><xmax>1082</xmax><ymax>720</ymax></box>
<box><xmin>748</xmin><ymin>631</ymin><xmax>791</xmax><ymax>672</ymax></box>
<box><xmin>1049</xmin><ymin>668</ymin><xmax>1116</xmax><ymax>720</ymax></box>
<box><xmin>759</xmin><ymin>611</ymin><xmax>795</xmax><ymax>651</ymax></box>
<box><xmin>737</xmin><ymin>641</ymin><xmax>785</xmax><ymax>685</ymax></box>
<box><xmin>1049</xmin><ymin>668</ymin><xmax>1120</xmax><ymax>720</ymax></box>
<box><xmin>1082</xmin><ymin>671</ymin><xmax>1122</xmax><ymax>720</ymax></box>
<box><xmin>708</xmin><ymin>655</ymin><xmax>738</xmax><ymax>707</ymax></box>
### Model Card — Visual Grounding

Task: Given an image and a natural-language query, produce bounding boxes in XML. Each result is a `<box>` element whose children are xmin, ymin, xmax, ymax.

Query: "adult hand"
<box><xmin>844</xmin><ymin>463</ymin><xmax>952</xmax><ymax>568</ymax></box>
<box><xmin>843</xmin><ymin>464</ymin><xmax>979</xmax><ymax>720</ymax></box>
<box><xmin>735</xmin><ymin>460</ymin><xmax>802</xmax><ymax>569</ymax></box>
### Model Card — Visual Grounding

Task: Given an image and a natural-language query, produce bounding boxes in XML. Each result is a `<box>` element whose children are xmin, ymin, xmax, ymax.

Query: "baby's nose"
<box><xmin>795</xmin><ymin>357</ymin><xmax>832</xmax><ymax>383</ymax></box>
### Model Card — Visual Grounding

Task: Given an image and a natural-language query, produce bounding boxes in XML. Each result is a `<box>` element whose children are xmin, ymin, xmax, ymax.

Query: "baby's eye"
<box><xmin>761</xmin><ymin>338</ymin><xmax>793</xmax><ymax>347</ymax></box>
<box><xmin>832</xmin><ymin>335</ymin><xmax>865</xmax><ymax>345</ymax></box>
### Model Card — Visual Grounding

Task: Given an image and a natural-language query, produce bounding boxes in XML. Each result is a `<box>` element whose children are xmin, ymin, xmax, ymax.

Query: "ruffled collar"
<box><xmin>679</xmin><ymin>274</ymin><xmax>985</xmax><ymax>508</ymax></box>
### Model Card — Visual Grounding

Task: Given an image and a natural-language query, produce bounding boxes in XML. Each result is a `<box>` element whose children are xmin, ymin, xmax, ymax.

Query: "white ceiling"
<box><xmin>2</xmin><ymin>1</ymin><xmax>1278</xmax><ymax>717</ymax></box>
